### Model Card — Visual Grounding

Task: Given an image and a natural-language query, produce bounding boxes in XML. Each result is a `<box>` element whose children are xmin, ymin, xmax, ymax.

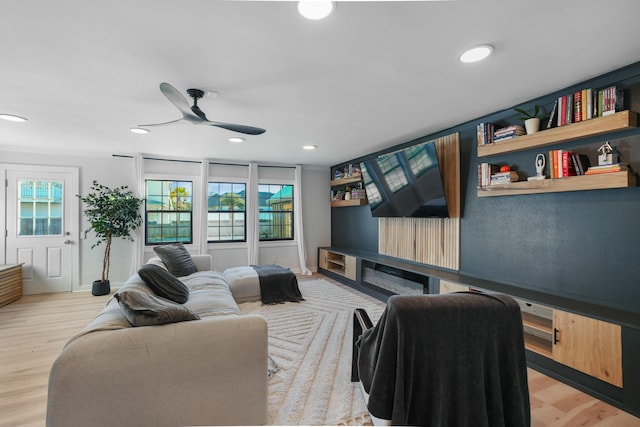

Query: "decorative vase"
<box><xmin>524</xmin><ymin>118</ymin><xmax>541</xmax><ymax>135</ymax></box>
<box><xmin>92</xmin><ymin>280</ymin><xmax>110</xmax><ymax>296</ymax></box>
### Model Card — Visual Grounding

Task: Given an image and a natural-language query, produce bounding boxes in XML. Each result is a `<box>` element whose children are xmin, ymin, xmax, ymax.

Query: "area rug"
<box><xmin>239</xmin><ymin>278</ymin><xmax>385</xmax><ymax>426</ymax></box>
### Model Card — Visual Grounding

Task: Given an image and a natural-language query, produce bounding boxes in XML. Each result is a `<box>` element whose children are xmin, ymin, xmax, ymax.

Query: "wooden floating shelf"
<box><xmin>330</xmin><ymin>175</ymin><xmax>363</xmax><ymax>186</ymax></box>
<box><xmin>477</xmin><ymin>170</ymin><xmax>636</xmax><ymax>197</ymax></box>
<box><xmin>330</xmin><ymin>198</ymin><xmax>367</xmax><ymax>207</ymax></box>
<box><xmin>477</xmin><ymin>110</ymin><xmax>638</xmax><ymax>158</ymax></box>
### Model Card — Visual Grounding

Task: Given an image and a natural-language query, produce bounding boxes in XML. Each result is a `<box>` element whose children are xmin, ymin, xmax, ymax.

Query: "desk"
<box><xmin>0</xmin><ymin>264</ymin><xmax>23</xmax><ymax>308</ymax></box>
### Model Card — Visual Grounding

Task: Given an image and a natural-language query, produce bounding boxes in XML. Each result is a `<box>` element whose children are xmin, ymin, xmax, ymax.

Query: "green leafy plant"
<box><xmin>514</xmin><ymin>105</ymin><xmax>541</xmax><ymax>121</ymax></box>
<box><xmin>77</xmin><ymin>180</ymin><xmax>144</xmax><ymax>282</ymax></box>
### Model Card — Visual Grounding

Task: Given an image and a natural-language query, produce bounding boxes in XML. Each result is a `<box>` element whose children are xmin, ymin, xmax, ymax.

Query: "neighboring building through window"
<box><xmin>145</xmin><ymin>180</ymin><xmax>193</xmax><ymax>244</ymax></box>
<box><xmin>207</xmin><ymin>182</ymin><xmax>246</xmax><ymax>242</ymax></box>
<box><xmin>259</xmin><ymin>184</ymin><xmax>293</xmax><ymax>241</ymax></box>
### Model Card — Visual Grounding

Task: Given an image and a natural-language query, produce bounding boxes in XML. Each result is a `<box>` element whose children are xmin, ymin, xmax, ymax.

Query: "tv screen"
<box><xmin>359</xmin><ymin>140</ymin><xmax>449</xmax><ymax>218</ymax></box>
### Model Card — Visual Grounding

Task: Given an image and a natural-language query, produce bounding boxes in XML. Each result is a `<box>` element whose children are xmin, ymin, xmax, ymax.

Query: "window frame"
<box><xmin>144</xmin><ymin>178</ymin><xmax>194</xmax><ymax>246</ymax></box>
<box><xmin>258</xmin><ymin>181</ymin><xmax>294</xmax><ymax>242</ymax></box>
<box><xmin>206</xmin><ymin>180</ymin><xmax>247</xmax><ymax>244</ymax></box>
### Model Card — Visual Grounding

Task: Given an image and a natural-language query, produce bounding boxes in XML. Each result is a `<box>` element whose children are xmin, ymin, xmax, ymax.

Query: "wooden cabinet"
<box><xmin>0</xmin><ymin>264</ymin><xmax>23</xmax><ymax>308</ymax></box>
<box><xmin>319</xmin><ymin>248</ymin><xmax>356</xmax><ymax>281</ymax></box>
<box><xmin>553</xmin><ymin>310</ymin><xmax>623</xmax><ymax>387</ymax></box>
<box><xmin>519</xmin><ymin>299</ymin><xmax>622</xmax><ymax>387</ymax></box>
<box><xmin>477</xmin><ymin>110</ymin><xmax>638</xmax><ymax>197</ymax></box>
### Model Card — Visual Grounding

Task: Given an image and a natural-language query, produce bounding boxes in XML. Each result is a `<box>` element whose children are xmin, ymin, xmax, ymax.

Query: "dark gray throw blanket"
<box><xmin>251</xmin><ymin>264</ymin><xmax>304</xmax><ymax>305</ymax></box>
<box><xmin>357</xmin><ymin>292</ymin><xmax>530</xmax><ymax>427</ymax></box>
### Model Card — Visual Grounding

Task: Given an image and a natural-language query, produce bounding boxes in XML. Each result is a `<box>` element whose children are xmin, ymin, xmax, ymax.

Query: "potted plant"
<box><xmin>77</xmin><ymin>180</ymin><xmax>144</xmax><ymax>296</ymax></box>
<box><xmin>514</xmin><ymin>105</ymin><xmax>542</xmax><ymax>134</ymax></box>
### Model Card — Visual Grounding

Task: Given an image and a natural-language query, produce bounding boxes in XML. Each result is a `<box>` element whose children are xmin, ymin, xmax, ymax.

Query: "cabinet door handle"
<box><xmin>553</xmin><ymin>327</ymin><xmax>560</xmax><ymax>345</ymax></box>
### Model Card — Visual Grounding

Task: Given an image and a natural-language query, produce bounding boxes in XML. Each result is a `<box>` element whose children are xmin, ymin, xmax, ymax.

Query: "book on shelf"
<box><xmin>547</xmin><ymin>150</ymin><xmax>591</xmax><ymax>178</ymax></box>
<box><xmin>490</xmin><ymin>170</ymin><xmax>519</xmax><ymax>185</ymax></box>
<box><xmin>552</xmin><ymin>85</ymin><xmax>624</xmax><ymax>129</ymax></box>
<box><xmin>584</xmin><ymin>163</ymin><xmax>627</xmax><ymax>175</ymax></box>
<box><xmin>493</xmin><ymin>125</ymin><xmax>525</xmax><ymax>143</ymax></box>
<box><xmin>573</xmin><ymin>90</ymin><xmax>582</xmax><ymax>123</ymax></box>
<box><xmin>476</xmin><ymin>122</ymin><xmax>495</xmax><ymax>146</ymax></box>
<box><xmin>478</xmin><ymin>163</ymin><xmax>500</xmax><ymax>188</ymax></box>
<box><xmin>546</xmin><ymin>99</ymin><xmax>558</xmax><ymax>129</ymax></box>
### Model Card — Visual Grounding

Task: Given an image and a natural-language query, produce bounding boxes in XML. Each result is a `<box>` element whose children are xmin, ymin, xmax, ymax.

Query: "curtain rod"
<box><xmin>113</xmin><ymin>154</ymin><xmax>296</xmax><ymax>168</ymax></box>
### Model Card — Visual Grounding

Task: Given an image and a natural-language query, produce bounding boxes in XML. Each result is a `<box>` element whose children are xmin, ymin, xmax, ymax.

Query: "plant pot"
<box><xmin>92</xmin><ymin>280</ymin><xmax>111</xmax><ymax>296</ymax></box>
<box><xmin>524</xmin><ymin>118</ymin><xmax>541</xmax><ymax>135</ymax></box>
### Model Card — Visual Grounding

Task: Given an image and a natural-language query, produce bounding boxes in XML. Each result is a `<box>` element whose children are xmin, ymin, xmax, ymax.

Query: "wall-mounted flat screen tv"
<box><xmin>359</xmin><ymin>140</ymin><xmax>449</xmax><ymax>218</ymax></box>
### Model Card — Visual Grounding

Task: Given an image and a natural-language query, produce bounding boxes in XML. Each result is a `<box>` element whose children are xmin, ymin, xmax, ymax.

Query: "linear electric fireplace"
<box><xmin>361</xmin><ymin>260</ymin><xmax>431</xmax><ymax>296</ymax></box>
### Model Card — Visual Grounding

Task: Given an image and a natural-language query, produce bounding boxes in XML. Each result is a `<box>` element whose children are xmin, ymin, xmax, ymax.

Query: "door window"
<box><xmin>17</xmin><ymin>180</ymin><xmax>63</xmax><ymax>236</ymax></box>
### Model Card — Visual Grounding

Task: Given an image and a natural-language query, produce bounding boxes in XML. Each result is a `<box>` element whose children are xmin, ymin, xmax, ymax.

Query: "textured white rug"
<box><xmin>239</xmin><ymin>278</ymin><xmax>385</xmax><ymax>426</ymax></box>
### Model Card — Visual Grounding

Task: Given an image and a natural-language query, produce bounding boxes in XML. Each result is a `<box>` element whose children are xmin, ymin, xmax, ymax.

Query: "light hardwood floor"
<box><xmin>1</xmin><ymin>289</ymin><xmax>639</xmax><ymax>427</ymax></box>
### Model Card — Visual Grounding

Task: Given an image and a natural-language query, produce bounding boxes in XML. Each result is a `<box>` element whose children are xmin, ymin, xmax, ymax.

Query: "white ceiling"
<box><xmin>2</xmin><ymin>0</ymin><xmax>640</xmax><ymax>167</ymax></box>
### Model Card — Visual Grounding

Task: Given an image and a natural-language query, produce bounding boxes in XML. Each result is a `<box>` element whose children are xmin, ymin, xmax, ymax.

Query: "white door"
<box><xmin>4</xmin><ymin>165</ymin><xmax>79</xmax><ymax>294</ymax></box>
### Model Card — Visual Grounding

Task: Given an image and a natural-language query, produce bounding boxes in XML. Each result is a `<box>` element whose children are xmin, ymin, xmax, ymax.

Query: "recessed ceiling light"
<box><xmin>0</xmin><ymin>114</ymin><xmax>27</xmax><ymax>122</ymax></box>
<box><xmin>229</xmin><ymin>137</ymin><xmax>245</xmax><ymax>143</ymax></box>
<box><xmin>302</xmin><ymin>145</ymin><xmax>317</xmax><ymax>150</ymax></box>
<box><xmin>459</xmin><ymin>44</ymin><xmax>494</xmax><ymax>63</ymax></box>
<box><xmin>130</xmin><ymin>127</ymin><xmax>150</xmax><ymax>134</ymax></box>
<box><xmin>298</xmin><ymin>1</ymin><xmax>334</xmax><ymax>20</ymax></box>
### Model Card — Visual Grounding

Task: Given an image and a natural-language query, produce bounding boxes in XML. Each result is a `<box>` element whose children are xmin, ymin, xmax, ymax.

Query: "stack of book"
<box><xmin>548</xmin><ymin>150</ymin><xmax>591</xmax><ymax>178</ymax></box>
<box><xmin>490</xmin><ymin>170</ymin><xmax>519</xmax><ymax>185</ymax></box>
<box><xmin>584</xmin><ymin>163</ymin><xmax>627</xmax><ymax>175</ymax></box>
<box><xmin>547</xmin><ymin>85</ymin><xmax>624</xmax><ymax>129</ymax></box>
<box><xmin>493</xmin><ymin>125</ymin><xmax>525</xmax><ymax>143</ymax></box>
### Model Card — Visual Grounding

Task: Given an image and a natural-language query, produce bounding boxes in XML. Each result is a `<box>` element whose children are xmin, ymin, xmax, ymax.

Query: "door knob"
<box><xmin>64</xmin><ymin>239</ymin><xmax>72</xmax><ymax>244</ymax></box>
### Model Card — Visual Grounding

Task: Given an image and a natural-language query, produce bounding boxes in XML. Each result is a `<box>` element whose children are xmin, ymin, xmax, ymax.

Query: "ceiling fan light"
<box><xmin>229</xmin><ymin>137</ymin><xmax>245</xmax><ymax>143</ymax></box>
<box><xmin>130</xmin><ymin>127</ymin><xmax>150</xmax><ymax>134</ymax></box>
<box><xmin>298</xmin><ymin>1</ymin><xmax>334</xmax><ymax>20</ymax></box>
<box><xmin>0</xmin><ymin>113</ymin><xmax>27</xmax><ymax>122</ymax></box>
<box><xmin>459</xmin><ymin>44</ymin><xmax>494</xmax><ymax>63</ymax></box>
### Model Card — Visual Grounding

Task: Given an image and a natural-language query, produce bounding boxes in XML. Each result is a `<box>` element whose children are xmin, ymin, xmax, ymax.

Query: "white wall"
<box><xmin>1</xmin><ymin>148</ymin><xmax>331</xmax><ymax>291</ymax></box>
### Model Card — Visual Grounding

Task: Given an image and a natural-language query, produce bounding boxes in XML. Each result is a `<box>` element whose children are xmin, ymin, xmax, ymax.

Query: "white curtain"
<box><xmin>130</xmin><ymin>153</ymin><xmax>145</xmax><ymax>276</ymax></box>
<box><xmin>294</xmin><ymin>165</ymin><xmax>311</xmax><ymax>275</ymax></box>
<box><xmin>199</xmin><ymin>159</ymin><xmax>210</xmax><ymax>255</ymax></box>
<box><xmin>247</xmin><ymin>162</ymin><xmax>259</xmax><ymax>265</ymax></box>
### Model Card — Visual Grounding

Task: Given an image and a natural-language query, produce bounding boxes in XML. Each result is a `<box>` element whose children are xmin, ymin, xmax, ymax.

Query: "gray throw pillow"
<box><xmin>138</xmin><ymin>264</ymin><xmax>190</xmax><ymax>304</ymax></box>
<box><xmin>153</xmin><ymin>243</ymin><xmax>198</xmax><ymax>277</ymax></box>
<box><xmin>114</xmin><ymin>290</ymin><xmax>200</xmax><ymax>327</ymax></box>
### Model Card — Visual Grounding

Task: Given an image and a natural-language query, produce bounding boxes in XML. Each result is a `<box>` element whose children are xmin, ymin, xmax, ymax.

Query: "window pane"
<box><xmin>17</xmin><ymin>180</ymin><xmax>63</xmax><ymax>236</ymax></box>
<box><xmin>145</xmin><ymin>180</ymin><xmax>193</xmax><ymax>245</ymax></box>
<box><xmin>259</xmin><ymin>184</ymin><xmax>293</xmax><ymax>241</ymax></box>
<box><xmin>208</xmin><ymin>182</ymin><xmax>246</xmax><ymax>243</ymax></box>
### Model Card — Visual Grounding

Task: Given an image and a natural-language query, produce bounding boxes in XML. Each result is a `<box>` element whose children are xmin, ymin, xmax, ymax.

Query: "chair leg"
<box><xmin>352</xmin><ymin>308</ymin><xmax>373</xmax><ymax>382</ymax></box>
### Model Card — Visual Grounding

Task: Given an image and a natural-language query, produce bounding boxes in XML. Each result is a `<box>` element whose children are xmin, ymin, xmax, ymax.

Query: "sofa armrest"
<box><xmin>192</xmin><ymin>254</ymin><xmax>212</xmax><ymax>272</ymax></box>
<box><xmin>47</xmin><ymin>314</ymin><xmax>268</xmax><ymax>427</ymax></box>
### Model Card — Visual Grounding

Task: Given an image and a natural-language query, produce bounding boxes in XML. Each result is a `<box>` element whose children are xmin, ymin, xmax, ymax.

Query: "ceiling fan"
<box><xmin>139</xmin><ymin>82</ymin><xmax>266</xmax><ymax>135</ymax></box>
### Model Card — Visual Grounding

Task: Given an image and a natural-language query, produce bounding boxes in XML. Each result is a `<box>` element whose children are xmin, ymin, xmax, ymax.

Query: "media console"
<box><xmin>317</xmin><ymin>246</ymin><xmax>640</xmax><ymax>418</ymax></box>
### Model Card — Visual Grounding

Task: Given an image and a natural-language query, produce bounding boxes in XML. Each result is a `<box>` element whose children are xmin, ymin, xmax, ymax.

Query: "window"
<box><xmin>17</xmin><ymin>180</ymin><xmax>63</xmax><ymax>236</ymax></box>
<box><xmin>259</xmin><ymin>184</ymin><xmax>293</xmax><ymax>241</ymax></box>
<box><xmin>207</xmin><ymin>182</ymin><xmax>246</xmax><ymax>242</ymax></box>
<box><xmin>145</xmin><ymin>180</ymin><xmax>193</xmax><ymax>245</ymax></box>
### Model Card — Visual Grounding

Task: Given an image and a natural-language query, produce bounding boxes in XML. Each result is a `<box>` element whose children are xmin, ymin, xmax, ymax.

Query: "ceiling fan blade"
<box><xmin>137</xmin><ymin>118</ymin><xmax>184</xmax><ymax>127</ymax></box>
<box><xmin>206</xmin><ymin>121</ymin><xmax>267</xmax><ymax>135</ymax></box>
<box><xmin>160</xmin><ymin>82</ymin><xmax>202</xmax><ymax>122</ymax></box>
